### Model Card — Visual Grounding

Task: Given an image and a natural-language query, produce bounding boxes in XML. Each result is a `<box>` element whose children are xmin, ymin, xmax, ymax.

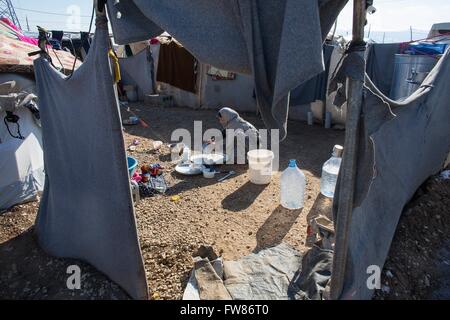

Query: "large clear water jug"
<box><xmin>280</xmin><ymin>159</ymin><xmax>306</xmax><ymax>210</ymax></box>
<box><xmin>320</xmin><ymin>145</ymin><xmax>344</xmax><ymax>198</ymax></box>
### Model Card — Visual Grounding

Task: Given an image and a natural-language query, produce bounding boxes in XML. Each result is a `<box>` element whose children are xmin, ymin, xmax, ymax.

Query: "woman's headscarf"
<box><xmin>217</xmin><ymin>107</ymin><xmax>257</xmax><ymax>133</ymax></box>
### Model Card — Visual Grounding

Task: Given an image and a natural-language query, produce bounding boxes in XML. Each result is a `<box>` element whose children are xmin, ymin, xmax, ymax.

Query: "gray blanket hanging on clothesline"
<box><xmin>33</xmin><ymin>15</ymin><xmax>149</xmax><ymax>300</ymax></box>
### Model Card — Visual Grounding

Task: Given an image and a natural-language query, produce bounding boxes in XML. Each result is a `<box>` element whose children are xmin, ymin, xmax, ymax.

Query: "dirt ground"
<box><xmin>0</xmin><ymin>104</ymin><xmax>448</xmax><ymax>300</ymax></box>
<box><xmin>0</xmin><ymin>104</ymin><xmax>343</xmax><ymax>300</ymax></box>
<box><xmin>374</xmin><ymin>169</ymin><xmax>450</xmax><ymax>300</ymax></box>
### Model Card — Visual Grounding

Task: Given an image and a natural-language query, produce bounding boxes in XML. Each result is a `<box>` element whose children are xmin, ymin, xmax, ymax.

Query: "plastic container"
<box><xmin>127</xmin><ymin>156</ymin><xmax>138</xmax><ymax>177</ymax></box>
<box><xmin>170</xmin><ymin>143</ymin><xmax>184</xmax><ymax>162</ymax></box>
<box><xmin>124</xmin><ymin>85</ymin><xmax>138</xmax><ymax>102</ymax></box>
<box><xmin>325</xmin><ymin>112</ymin><xmax>332</xmax><ymax>128</ymax></box>
<box><xmin>307</xmin><ymin>111</ymin><xmax>313</xmax><ymax>125</ymax></box>
<box><xmin>130</xmin><ymin>180</ymin><xmax>140</xmax><ymax>204</ymax></box>
<box><xmin>320</xmin><ymin>145</ymin><xmax>343</xmax><ymax>198</ymax></box>
<box><xmin>203</xmin><ymin>167</ymin><xmax>216</xmax><ymax>179</ymax></box>
<box><xmin>247</xmin><ymin>149</ymin><xmax>274</xmax><ymax>185</ymax></box>
<box><xmin>153</xmin><ymin>140</ymin><xmax>163</xmax><ymax>150</ymax></box>
<box><xmin>280</xmin><ymin>159</ymin><xmax>306</xmax><ymax>210</ymax></box>
<box><xmin>406</xmin><ymin>42</ymin><xmax>447</xmax><ymax>55</ymax></box>
<box><xmin>182</xmin><ymin>146</ymin><xmax>191</xmax><ymax>163</ymax></box>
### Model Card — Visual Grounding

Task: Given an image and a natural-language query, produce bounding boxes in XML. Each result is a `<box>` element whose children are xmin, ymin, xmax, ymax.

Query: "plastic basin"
<box><xmin>127</xmin><ymin>156</ymin><xmax>138</xmax><ymax>177</ymax></box>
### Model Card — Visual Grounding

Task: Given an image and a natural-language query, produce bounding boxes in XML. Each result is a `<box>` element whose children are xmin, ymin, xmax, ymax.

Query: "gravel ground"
<box><xmin>1</xmin><ymin>104</ymin><xmax>448</xmax><ymax>300</ymax></box>
<box><xmin>0</xmin><ymin>105</ymin><xmax>343</xmax><ymax>300</ymax></box>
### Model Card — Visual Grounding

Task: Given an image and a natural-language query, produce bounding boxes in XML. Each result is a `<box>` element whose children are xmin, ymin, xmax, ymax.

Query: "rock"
<box><xmin>381</xmin><ymin>285</ymin><xmax>390</xmax><ymax>294</ymax></box>
<box><xmin>193</xmin><ymin>245</ymin><xmax>218</xmax><ymax>261</ymax></box>
<box><xmin>424</xmin><ymin>275</ymin><xmax>430</xmax><ymax>287</ymax></box>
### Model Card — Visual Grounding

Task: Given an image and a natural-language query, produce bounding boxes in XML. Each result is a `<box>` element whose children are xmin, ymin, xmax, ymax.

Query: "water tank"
<box><xmin>389</xmin><ymin>54</ymin><xmax>439</xmax><ymax>101</ymax></box>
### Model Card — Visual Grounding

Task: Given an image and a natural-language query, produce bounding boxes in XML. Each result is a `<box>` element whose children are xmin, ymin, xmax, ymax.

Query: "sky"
<box><xmin>7</xmin><ymin>0</ymin><xmax>450</xmax><ymax>42</ymax></box>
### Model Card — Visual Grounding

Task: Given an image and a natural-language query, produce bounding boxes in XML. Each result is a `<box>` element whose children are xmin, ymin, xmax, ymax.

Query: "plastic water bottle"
<box><xmin>280</xmin><ymin>159</ymin><xmax>306</xmax><ymax>210</ymax></box>
<box><xmin>320</xmin><ymin>145</ymin><xmax>344</xmax><ymax>198</ymax></box>
<box><xmin>182</xmin><ymin>146</ymin><xmax>191</xmax><ymax>163</ymax></box>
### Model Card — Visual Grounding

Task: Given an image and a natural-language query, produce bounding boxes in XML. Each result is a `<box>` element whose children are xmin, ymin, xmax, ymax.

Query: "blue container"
<box><xmin>127</xmin><ymin>156</ymin><xmax>138</xmax><ymax>177</ymax></box>
<box><xmin>407</xmin><ymin>42</ymin><xmax>447</xmax><ymax>55</ymax></box>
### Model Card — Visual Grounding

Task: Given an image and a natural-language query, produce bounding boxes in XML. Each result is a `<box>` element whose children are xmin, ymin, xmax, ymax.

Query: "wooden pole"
<box><xmin>329</xmin><ymin>0</ymin><xmax>367</xmax><ymax>300</ymax></box>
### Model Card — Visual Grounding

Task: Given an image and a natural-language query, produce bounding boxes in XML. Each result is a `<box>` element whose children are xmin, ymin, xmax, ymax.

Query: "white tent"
<box><xmin>151</xmin><ymin>40</ymin><xmax>257</xmax><ymax>113</ymax></box>
<box><xmin>0</xmin><ymin>73</ymin><xmax>44</xmax><ymax>211</ymax></box>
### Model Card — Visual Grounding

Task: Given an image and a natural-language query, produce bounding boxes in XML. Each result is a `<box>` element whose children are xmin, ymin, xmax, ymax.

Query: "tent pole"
<box><xmin>329</xmin><ymin>0</ymin><xmax>367</xmax><ymax>300</ymax></box>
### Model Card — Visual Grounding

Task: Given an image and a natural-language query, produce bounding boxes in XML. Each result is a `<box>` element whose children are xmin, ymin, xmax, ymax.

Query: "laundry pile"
<box><xmin>131</xmin><ymin>163</ymin><xmax>168</xmax><ymax>198</ymax></box>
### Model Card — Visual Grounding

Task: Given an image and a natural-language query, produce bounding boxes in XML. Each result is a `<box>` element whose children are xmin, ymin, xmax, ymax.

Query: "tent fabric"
<box><xmin>0</xmin><ymin>134</ymin><xmax>44</xmax><ymax>211</ymax></box>
<box><xmin>33</xmin><ymin>16</ymin><xmax>149</xmax><ymax>300</ymax></box>
<box><xmin>325</xmin><ymin>43</ymin><xmax>402</xmax><ymax>126</ymax></box>
<box><xmin>288</xmin><ymin>245</ymin><xmax>333</xmax><ymax>300</ymax></box>
<box><xmin>290</xmin><ymin>44</ymin><xmax>335</xmax><ymax>106</ymax></box>
<box><xmin>201</xmin><ymin>69</ymin><xmax>256</xmax><ymax>112</ymax></box>
<box><xmin>365</xmin><ymin>43</ymin><xmax>401</xmax><ymax>97</ymax></box>
<box><xmin>119</xmin><ymin>46</ymin><xmax>156</xmax><ymax>100</ymax></box>
<box><xmin>156</xmin><ymin>41</ymin><xmax>197</xmax><ymax>93</ymax></box>
<box><xmin>106</xmin><ymin>0</ymin><xmax>348</xmax><ymax>139</ymax></box>
<box><xmin>332</xmin><ymin>47</ymin><xmax>450</xmax><ymax>300</ymax></box>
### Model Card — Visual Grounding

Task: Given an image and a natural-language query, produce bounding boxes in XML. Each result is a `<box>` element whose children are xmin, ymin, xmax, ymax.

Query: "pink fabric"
<box><xmin>0</xmin><ymin>17</ymin><xmax>19</xmax><ymax>32</ymax></box>
<box><xmin>132</xmin><ymin>172</ymin><xmax>142</xmax><ymax>183</ymax></box>
<box><xmin>0</xmin><ymin>17</ymin><xmax>39</xmax><ymax>46</ymax></box>
<box><xmin>18</xmin><ymin>35</ymin><xmax>39</xmax><ymax>46</ymax></box>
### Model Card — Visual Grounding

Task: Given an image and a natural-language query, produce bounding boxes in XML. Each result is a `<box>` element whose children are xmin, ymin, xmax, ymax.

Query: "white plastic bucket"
<box><xmin>247</xmin><ymin>149</ymin><xmax>274</xmax><ymax>184</ymax></box>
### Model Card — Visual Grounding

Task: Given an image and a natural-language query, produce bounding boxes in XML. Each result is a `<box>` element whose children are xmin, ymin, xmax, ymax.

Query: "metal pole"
<box><xmin>330</xmin><ymin>0</ymin><xmax>366</xmax><ymax>300</ymax></box>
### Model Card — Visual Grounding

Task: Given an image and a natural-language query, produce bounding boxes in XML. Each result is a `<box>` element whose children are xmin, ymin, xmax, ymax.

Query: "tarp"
<box><xmin>223</xmin><ymin>243</ymin><xmax>302</xmax><ymax>300</ymax></box>
<box><xmin>33</xmin><ymin>15</ymin><xmax>149</xmax><ymax>300</ymax></box>
<box><xmin>0</xmin><ymin>134</ymin><xmax>44</xmax><ymax>211</ymax></box>
<box><xmin>325</xmin><ymin>45</ymin><xmax>347</xmax><ymax>125</ymax></box>
<box><xmin>326</xmin><ymin>43</ymin><xmax>402</xmax><ymax>126</ymax></box>
<box><xmin>290</xmin><ymin>44</ymin><xmax>335</xmax><ymax>106</ymax></box>
<box><xmin>365</xmin><ymin>43</ymin><xmax>401</xmax><ymax>97</ymax></box>
<box><xmin>333</xmin><ymin>47</ymin><xmax>450</xmax><ymax>299</ymax></box>
<box><xmin>119</xmin><ymin>46</ymin><xmax>156</xmax><ymax>101</ymax></box>
<box><xmin>288</xmin><ymin>245</ymin><xmax>333</xmax><ymax>300</ymax></box>
<box><xmin>107</xmin><ymin>0</ymin><xmax>349</xmax><ymax>139</ymax></box>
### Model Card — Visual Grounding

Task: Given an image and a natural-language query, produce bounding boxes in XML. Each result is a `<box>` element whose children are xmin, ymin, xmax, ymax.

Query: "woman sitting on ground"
<box><xmin>215</xmin><ymin>107</ymin><xmax>260</xmax><ymax>163</ymax></box>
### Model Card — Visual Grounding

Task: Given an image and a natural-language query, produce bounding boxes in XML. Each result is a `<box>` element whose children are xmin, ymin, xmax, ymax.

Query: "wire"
<box><xmin>66</xmin><ymin>3</ymin><xmax>95</xmax><ymax>79</ymax></box>
<box><xmin>4</xmin><ymin>115</ymin><xmax>24</xmax><ymax>140</ymax></box>
<box><xmin>88</xmin><ymin>5</ymin><xmax>95</xmax><ymax>36</ymax></box>
<box><xmin>14</xmin><ymin>7</ymin><xmax>92</xmax><ymax>18</ymax></box>
<box><xmin>51</xmin><ymin>45</ymin><xmax>65</xmax><ymax>73</ymax></box>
